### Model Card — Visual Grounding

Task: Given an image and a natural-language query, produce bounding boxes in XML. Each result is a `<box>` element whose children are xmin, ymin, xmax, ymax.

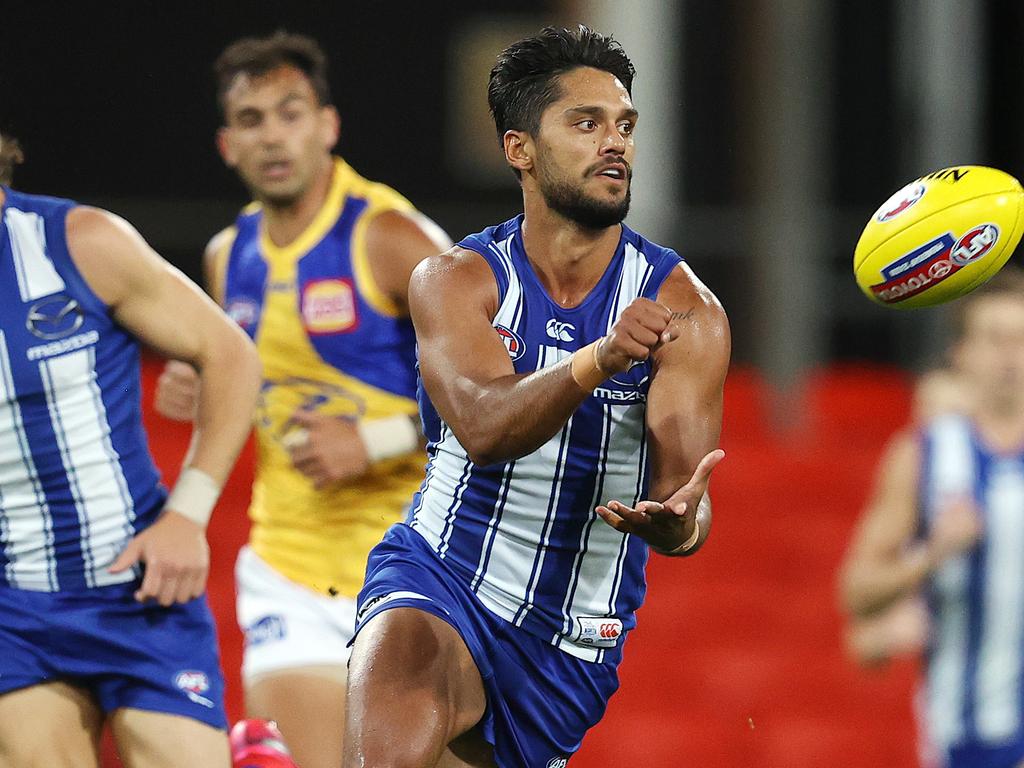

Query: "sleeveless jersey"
<box><xmin>919</xmin><ymin>414</ymin><xmax>1024</xmax><ymax>753</ymax></box>
<box><xmin>409</xmin><ymin>215</ymin><xmax>683</xmax><ymax>663</ymax></box>
<box><xmin>219</xmin><ymin>158</ymin><xmax>423</xmax><ymax>597</ymax></box>
<box><xmin>0</xmin><ymin>188</ymin><xmax>165</xmax><ymax>592</ymax></box>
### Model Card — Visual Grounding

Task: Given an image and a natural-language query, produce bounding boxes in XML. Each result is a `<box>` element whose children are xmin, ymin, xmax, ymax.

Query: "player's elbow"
<box><xmin>459</xmin><ymin>431</ymin><xmax>504</xmax><ymax>467</ymax></box>
<box><xmin>203</xmin><ymin>325</ymin><xmax>262</xmax><ymax>397</ymax></box>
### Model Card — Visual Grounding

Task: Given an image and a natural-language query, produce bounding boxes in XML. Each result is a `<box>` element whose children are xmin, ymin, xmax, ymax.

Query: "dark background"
<box><xmin>3</xmin><ymin>1</ymin><xmax>1023</xmax><ymax>368</ymax></box>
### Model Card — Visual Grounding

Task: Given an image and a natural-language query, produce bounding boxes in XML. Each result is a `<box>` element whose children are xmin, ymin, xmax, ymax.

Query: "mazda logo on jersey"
<box><xmin>26</xmin><ymin>295</ymin><xmax>84</xmax><ymax>340</ymax></box>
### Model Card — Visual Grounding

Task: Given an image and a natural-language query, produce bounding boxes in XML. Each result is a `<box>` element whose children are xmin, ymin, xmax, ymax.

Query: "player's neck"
<box><xmin>261</xmin><ymin>159</ymin><xmax>334</xmax><ymax>248</ymax></box>
<box><xmin>520</xmin><ymin>200</ymin><xmax>621</xmax><ymax>308</ymax></box>
<box><xmin>973</xmin><ymin>404</ymin><xmax>1024</xmax><ymax>452</ymax></box>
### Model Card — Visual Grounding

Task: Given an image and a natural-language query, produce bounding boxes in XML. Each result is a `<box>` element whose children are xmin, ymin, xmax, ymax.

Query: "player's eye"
<box><xmin>619</xmin><ymin>122</ymin><xmax>635</xmax><ymax>135</ymax></box>
<box><xmin>576</xmin><ymin>120</ymin><xmax>597</xmax><ymax>131</ymax></box>
<box><xmin>236</xmin><ymin>113</ymin><xmax>261</xmax><ymax>128</ymax></box>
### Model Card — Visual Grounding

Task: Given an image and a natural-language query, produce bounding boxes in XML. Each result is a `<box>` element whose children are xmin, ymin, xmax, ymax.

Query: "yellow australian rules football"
<box><xmin>854</xmin><ymin>166</ymin><xmax>1024</xmax><ymax>308</ymax></box>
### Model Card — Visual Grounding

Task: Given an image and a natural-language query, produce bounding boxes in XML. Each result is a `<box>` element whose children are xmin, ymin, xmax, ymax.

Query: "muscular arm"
<box><xmin>409</xmin><ymin>248</ymin><xmax>591</xmax><ymax>465</ymax></box>
<box><xmin>643</xmin><ymin>264</ymin><xmax>730</xmax><ymax>555</ymax></box>
<box><xmin>365</xmin><ymin>208</ymin><xmax>452</xmax><ymax>313</ymax></box>
<box><xmin>839</xmin><ymin>432</ymin><xmax>929</xmax><ymax>617</ymax></box>
<box><xmin>67</xmin><ymin>207</ymin><xmax>260</xmax><ymax>486</ymax></box>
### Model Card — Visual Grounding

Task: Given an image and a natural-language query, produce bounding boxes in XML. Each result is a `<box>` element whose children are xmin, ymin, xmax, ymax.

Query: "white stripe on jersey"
<box><xmin>0</xmin><ymin>331</ymin><xmax>57</xmax><ymax>590</ymax></box>
<box><xmin>975</xmin><ymin>460</ymin><xmax>1024</xmax><ymax>740</ymax></box>
<box><xmin>925</xmin><ymin>417</ymin><xmax>975</xmax><ymax>748</ymax></box>
<box><xmin>40</xmin><ymin>348</ymin><xmax>136</xmax><ymax>587</ymax></box>
<box><xmin>514</xmin><ymin>413</ymin><xmax>574</xmax><ymax>627</ymax></box>
<box><xmin>7</xmin><ymin>207</ymin><xmax>65</xmax><ymax>302</ymax></box>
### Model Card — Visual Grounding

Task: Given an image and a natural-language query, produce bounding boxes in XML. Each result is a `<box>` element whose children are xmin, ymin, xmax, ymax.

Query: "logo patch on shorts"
<box><xmin>174</xmin><ymin>670</ymin><xmax>214</xmax><ymax>709</ymax></box>
<box><xmin>576</xmin><ymin>617</ymin><xmax>623</xmax><ymax>648</ymax></box>
<box><xmin>545</xmin><ymin>758</ymin><xmax>569</xmax><ymax>768</ymax></box>
<box><xmin>245</xmin><ymin>614</ymin><xmax>286</xmax><ymax>647</ymax></box>
<box><xmin>355</xmin><ymin>590</ymin><xmax>433</xmax><ymax>626</ymax></box>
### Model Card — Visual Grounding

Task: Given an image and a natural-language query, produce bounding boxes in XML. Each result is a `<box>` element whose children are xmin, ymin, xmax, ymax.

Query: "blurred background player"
<box><xmin>343</xmin><ymin>26</ymin><xmax>729</xmax><ymax>767</ymax></box>
<box><xmin>0</xmin><ymin>134</ymin><xmax>260</xmax><ymax>767</ymax></box>
<box><xmin>840</xmin><ymin>268</ymin><xmax>1024</xmax><ymax>768</ymax></box>
<box><xmin>154</xmin><ymin>31</ymin><xmax>451</xmax><ymax>768</ymax></box>
<box><xmin>843</xmin><ymin>366</ymin><xmax>969</xmax><ymax>668</ymax></box>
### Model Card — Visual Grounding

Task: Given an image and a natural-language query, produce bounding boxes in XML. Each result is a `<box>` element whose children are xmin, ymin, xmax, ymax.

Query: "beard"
<box><xmin>538</xmin><ymin>161</ymin><xmax>632</xmax><ymax>230</ymax></box>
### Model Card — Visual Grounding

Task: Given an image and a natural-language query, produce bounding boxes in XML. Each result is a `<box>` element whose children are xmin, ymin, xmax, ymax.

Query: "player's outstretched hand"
<box><xmin>155</xmin><ymin>360</ymin><xmax>200</xmax><ymax>422</ymax></box>
<box><xmin>596</xmin><ymin>297</ymin><xmax>683</xmax><ymax>375</ymax></box>
<box><xmin>109</xmin><ymin>511</ymin><xmax>210</xmax><ymax>605</ymax></box>
<box><xmin>285</xmin><ymin>408</ymin><xmax>370</xmax><ymax>489</ymax></box>
<box><xmin>596</xmin><ymin>448</ymin><xmax>725</xmax><ymax>552</ymax></box>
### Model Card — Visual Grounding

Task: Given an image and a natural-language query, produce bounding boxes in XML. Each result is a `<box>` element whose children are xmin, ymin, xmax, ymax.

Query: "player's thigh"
<box><xmin>347</xmin><ymin>606</ymin><xmax>487</xmax><ymax>742</ymax></box>
<box><xmin>0</xmin><ymin>682</ymin><xmax>103</xmax><ymax>768</ymax></box>
<box><xmin>109</xmin><ymin>707</ymin><xmax>229</xmax><ymax>768</ymax></box>
<box><xmin>246</xmin><ymin>666</ymin><xmax>347</xmax><ymax>768</ymax></box>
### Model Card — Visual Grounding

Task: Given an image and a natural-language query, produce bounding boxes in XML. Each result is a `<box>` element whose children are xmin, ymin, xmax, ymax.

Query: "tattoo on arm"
<box><xmin>671</xmin><ymin>307</ymin><xmax>695</xmax><ymax>322</ymax></box>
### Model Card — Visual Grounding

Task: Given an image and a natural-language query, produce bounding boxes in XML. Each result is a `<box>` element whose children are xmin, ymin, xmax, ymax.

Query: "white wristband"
<box><xmin>164</xmin><ymin>468</ymin><xmax>221</xmax><ymax>529</ymax></box>
<box><xmin>357</xmin><ymin>415</ymin><xmax>420</xmax><ymax>463</ymax></box>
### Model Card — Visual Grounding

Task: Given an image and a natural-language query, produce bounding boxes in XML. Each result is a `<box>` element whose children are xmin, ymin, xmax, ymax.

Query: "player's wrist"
<box><xmin>653</xmin><ymin>518</ymin><xmax>701</xmax><ymax>556</ymax></box>
<box><xmin>164</xmin><ymin>467</ymin><xmax>221</xmax><ymax>529</ymax></box>
<box><xmin>570</xmin><ymin>339</ymin><xmax>612</xmax><ymax>392</ymax></box>
<box><xmin>357</xmin><ymin>415</ymin><xmax>420</xmax><ymax>463</ymax></box>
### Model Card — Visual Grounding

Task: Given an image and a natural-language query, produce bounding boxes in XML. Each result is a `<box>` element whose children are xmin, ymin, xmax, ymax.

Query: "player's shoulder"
<box><xmin>658</xmin><ymin>259</ymin><xmax>727</xmax><ymax>329</ymax></box>
<box><xmin>204</xmin><ymin>225</ymin><xmax>238</xmax><ymax>262</ymax></box>
<box><xmin>409</xmin><ymin>244</ymin><xmax>499</xmax><ymax>314</ymax></box>
<box><xmin>411</xmin><ymin>244</ymin><xmax>495</xmax><ymax>287</ymax></box>
<box><xmin>66</xmin><ymin>205</ymin><xmax>141</xmax><ymax>250</ymax></box>
<box><xmin>365</xmin><ymin>208</ymin><xmax>451</xmax><ymax>263</ymax></box>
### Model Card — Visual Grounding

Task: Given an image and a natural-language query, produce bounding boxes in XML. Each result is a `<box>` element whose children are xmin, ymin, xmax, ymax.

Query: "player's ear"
<box><xmin>321</xmin><ymin>105</ymin><xmax>341</xmax><ymax>150</ymax></box>
<box><xmin>215</xmin><ymin>127</ymin><xmax>237</xmax><ymax>168</ymax></box>
<box><xmin>504</xmin><ymin>130</ymin><xmax>533</xmax><ymax>174</ymax></box>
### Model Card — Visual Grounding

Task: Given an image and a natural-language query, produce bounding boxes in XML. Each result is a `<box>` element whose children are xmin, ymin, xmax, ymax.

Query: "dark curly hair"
<box><xmin>487</xmin><ymin>25</ymin><xmax>636</xmax><ymax>144</ymax></box>
<box><xmin>0</xmin><ymin>133</ymin><xmax>24</xmax><ymax>186</ymax></box>
<box><xmin>214</xmin><ymin>30</ymin><xmax>332</xmax><ymax>117</ymax></box>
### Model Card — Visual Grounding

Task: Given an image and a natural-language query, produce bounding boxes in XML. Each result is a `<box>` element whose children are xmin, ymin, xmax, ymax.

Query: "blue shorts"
<box><xmin>946</xmin><ymin>741</ymin><xmax>1024</xmax><ymax>768</ymax></box>
<box><xmin>0</xmin><ymin>582</ymin><xmax>227</xmax><ymax>729</ymax></box>
<box><xmin>354</xmin><ymin>523</ymin><xmax>620</xmax><ymax>768</ymax></box>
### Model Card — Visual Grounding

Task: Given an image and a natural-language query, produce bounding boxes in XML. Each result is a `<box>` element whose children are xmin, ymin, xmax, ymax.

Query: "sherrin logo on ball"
<box><xmin>854</xmin><ymin>166</ymin><xmax>1024</xmax><ymax>309</ymax></box>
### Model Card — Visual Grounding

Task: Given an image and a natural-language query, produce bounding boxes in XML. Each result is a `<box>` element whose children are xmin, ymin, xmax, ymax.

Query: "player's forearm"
<box><xmin>841</xmin><ymin>544</ymin><xmax>931</xmax><ymax>617</ymax></box>
<box><xmin>184</xmin><ymin>332</ymin><xmax>261</xmax><ymax>484</ymax></box>
<box><xmin>443</xmin><ymin>359</ymin><xmax>589</xmax><ymax>466</ymax></box>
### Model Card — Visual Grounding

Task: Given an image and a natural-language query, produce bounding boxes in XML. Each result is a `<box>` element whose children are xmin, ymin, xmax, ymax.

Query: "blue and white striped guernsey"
<box><xmin>409</xmin><ymin>215</ymin><xmax>683</xmax><ymax>663</ymax></box>
<box><xmin>0</xmin><ymin>188</ymin><xmax>165</xmax><ymax>592</ymax></box>
<box><xmin>920</xmin><ymin>414</ymin><xmax>1024</xmax><ymax>755</ymax></box>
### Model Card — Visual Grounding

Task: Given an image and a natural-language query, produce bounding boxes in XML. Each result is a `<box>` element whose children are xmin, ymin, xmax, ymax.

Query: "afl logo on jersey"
<box><xmin>494</xmin><ymin>325</ymin><xmax>526</xmax><ymax>361</ymax></box>
<box><xmin>226</xmin><ymin>298</ymin><xmax>259</xmax><ymax>331</ymax></box>
<box><xmin>26</xmin><ymin>295</ymin><xmax>84</xmax><ymax>340</ymax></box>
<box><xmin>302</xmin><ymin>279</ymin><xmax>358</xmax><ymax>335</ymax></box>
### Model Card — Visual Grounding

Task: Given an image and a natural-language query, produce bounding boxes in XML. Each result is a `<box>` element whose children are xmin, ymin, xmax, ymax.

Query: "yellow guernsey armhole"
<box><xmin>348</xmin><ymin>165</ymin><xmax>417</xmax><ymax>318</ymax></box>
<box><xmin>351</xmin><ymin>205</ymin><xmax>405</xmax><ymax>317</ymax></box>
<box><xmin>209</xmin><ymin>227</ymin><xmax>237</xmax><ymax>305</ymax></box>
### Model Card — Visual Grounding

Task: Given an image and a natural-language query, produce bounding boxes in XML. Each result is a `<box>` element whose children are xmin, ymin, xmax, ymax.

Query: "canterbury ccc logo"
<box><xmin>599</xmin><ymin>622</ymin><xmax>620</xmax><ymax>639</ymax></box>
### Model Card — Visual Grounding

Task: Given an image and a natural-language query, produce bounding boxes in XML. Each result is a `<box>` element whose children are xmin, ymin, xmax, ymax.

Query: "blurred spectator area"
<box><xmin>3</xmin><ymin>0</ymin><xmax>1022</xmax><ymax>379</ymax></box>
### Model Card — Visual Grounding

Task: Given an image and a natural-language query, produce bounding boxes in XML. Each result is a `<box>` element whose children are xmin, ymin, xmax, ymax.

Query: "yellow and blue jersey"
<box><xmin>216</xmin><ymin>158</ymin><xmax>424</xmax><ymax>597</ymax></box>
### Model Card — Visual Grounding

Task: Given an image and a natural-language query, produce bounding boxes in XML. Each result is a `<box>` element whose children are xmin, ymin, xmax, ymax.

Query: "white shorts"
<box><xmin>235</xmin><ymin>545</ymin><xmax>357</xmax><ymax>683</ymax></box>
